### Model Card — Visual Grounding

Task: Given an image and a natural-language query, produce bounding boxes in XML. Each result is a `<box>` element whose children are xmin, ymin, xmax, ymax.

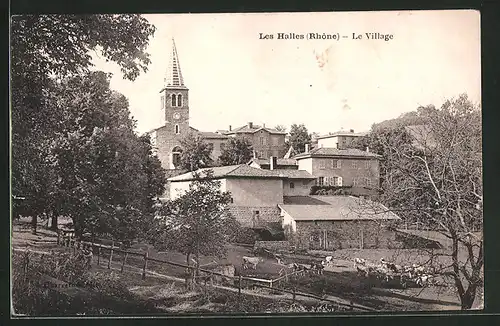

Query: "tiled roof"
<box><xmin>293</xmin><ymin>147</ymin><xmax>381</xmax><ymax>159</ymax></box>
<box><xmin>250</xmin><ymin>158</ymin><xmax>298</xmax><ymax>166</ymax></box>
<box><xmin>168</xmin><ymin>164</ymin><xmax>283</xmax><ymax>182</ymax></box>
<box><xmin>198</xmin><ymin>131</ymin><xmax>229</xmax><ymax>139</ymax></box>
<box><xmin>270</xmin><ymin>169</ymin><xmax>315</xmax><ymax>179</ymax></box>
<box><xmin>224</xmin><ymin>124</ymin><xmax>286</xmax><ymax>135</ymax></box>
<box><xmin>317</xmin><ymin>131</ymin><xmax>367</xmax><ymax>139</ymax></box>
<box><xmin>283</xmin><ymin>196</ymin><xmax>331</xmax><ymax>205</ymax></box>
<box><xmin>169</xmin><ymin>165</ymin><xmax>314</xmax><ymax>181</ymax></box>
<box><xmin>279</xmin><ymin>196</ymin><xmax>401</xmax><ymax>221</ymax></box>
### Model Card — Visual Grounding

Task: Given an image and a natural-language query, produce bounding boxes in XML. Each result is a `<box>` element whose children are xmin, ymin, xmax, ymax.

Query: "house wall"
<box><xmin>169</xmin><ymin>179</ymin><xmax>227</xmax><ymax>200</ymax></box>
<box><xmin>281</xmin><ymin>209</ymin><xmax>297</xmax><ymax>233</ymax></box>
<box><xmin>308</xmin><ymin>157</ymin><xmax>380</xmax><ymax>188</ymax></box>
<box><xmin>318</xmin><ymin>135</ymin><xmax>360</xmax><ymax>149</ymax></box>
<box><xmin>226</xmin><ymin>178</ymin><xmax>283</xmax><ymax>206</ymax></box>
<box><xmin>297</xmin><ymin>158</ymin><xmax>313</xmax><ymax>174</ymax></box>
<box><xmin>228</xmin><ymin>206</ymin><xmax>281</xmax><ymax>228</ymax></box>
<box><xmin>235</xmin><ymin>130</ymin><xmax>286</xmax><ymax>159</ymax></box>
<box><xmin>283</xmin><ymin>179</ymin><xmax>315</xmax><ymax>196</ymax></box>
<box><xmin>204</xmin><ymin>138</ymin><xmax>229</xmax><ymax>163</ymax></box>
<box><xmin>293</xmin><ymin>220</ymin><xmax>399</xmax><ymax>250</ymax></box>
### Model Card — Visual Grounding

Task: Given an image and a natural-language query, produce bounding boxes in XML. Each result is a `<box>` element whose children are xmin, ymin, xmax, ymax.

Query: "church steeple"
<box><xmin>164</xmin><ymin>38</ymin><xmax>185</xmax><ymax>88</ymax></box>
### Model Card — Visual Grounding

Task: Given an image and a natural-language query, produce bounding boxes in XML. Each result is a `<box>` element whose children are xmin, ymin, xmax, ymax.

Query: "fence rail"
<box><xmin>33</xmin><ymin>232</ymin><xmax>376</xmax><ymax>312</ymax></box>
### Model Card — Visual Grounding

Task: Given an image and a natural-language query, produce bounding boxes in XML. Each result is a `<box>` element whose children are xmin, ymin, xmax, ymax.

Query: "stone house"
<box><xmin>220</xmin><ymin>122</ymin><xmax>287</xmax><ymax>159</ymax></box>
<box><xmin>316</xmin><ymin>129</ymin><xmax>367</xmax><ymax>150</ymax></box>
<box><xmin>294</xmin><ymin>146</ymin><xmax>381</xmax><ymax>190</ymax></box>
<box><xmin>168</xmin><ymin>164</ymin><xmax>315</xmax><ymax>229</ymax></box>
<box><xmin>279</xmin><ymin>196</ymin><xmax>401</xmax><ymax>250</ymax></box>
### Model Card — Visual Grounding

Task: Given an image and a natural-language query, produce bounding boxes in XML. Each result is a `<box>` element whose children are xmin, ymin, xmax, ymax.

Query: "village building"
<box><xmin>315</xmin><ymin>129</ymin><xmax>366</xmax><ymax>150</ymax></box>
<box><xmin>168</xmin><ymin>164</ymin><xmax>315</xmax><ymax>229</ymax></box>
<box><xmin>148</xmin><ymin>39</ymin><xmax>286</xmax><ymax>170</ymax></box>
<box><xmin>279</xmin><ymin>195</ymin><xmax>401</xmax><ymax>250</ymax></box>
<box><xmin>248</xmin><ymin>157</ymin><xmax>298</xmax><ymax>170</ymax></box>
<box><xmin>293</xmin><ymin>146</ymin><xmax>381</xmax><ymax>192</ymax></box>
<box><xmin>218</xmin><ymin>122</ymin><xmax>288</xmax><ymax>159</ymax></box>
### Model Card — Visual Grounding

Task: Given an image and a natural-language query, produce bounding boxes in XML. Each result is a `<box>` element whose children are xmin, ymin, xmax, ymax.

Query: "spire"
<box><xmin>164</xmin><ymin>38</ymin><xmax>185</xmax><ymax>87</ymax></box>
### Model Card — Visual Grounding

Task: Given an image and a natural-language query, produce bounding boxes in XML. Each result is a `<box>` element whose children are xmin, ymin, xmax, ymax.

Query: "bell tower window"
<box><xmin>177</xmin><ymin>94</ymin><xmax>183</xmax><ymax>107</ymax></box>
<box><xmin>171</xmin><ymin>94</ymin><xmax>177</xmax><ymax>107</ymax></box>
<box><xmin>175</xmin><ymin>125</ymin><xmax>180</xmax><ymax>134</ymax></box>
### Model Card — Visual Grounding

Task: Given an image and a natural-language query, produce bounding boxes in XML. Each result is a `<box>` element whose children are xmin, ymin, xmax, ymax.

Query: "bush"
<box><xmin>11</xmin><ymin>251</ymin><xmax>159</xmax><ymax>316</ymax></box>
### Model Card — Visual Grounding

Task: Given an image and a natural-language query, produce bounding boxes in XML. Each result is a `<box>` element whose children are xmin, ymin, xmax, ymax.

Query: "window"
<box><xmin>260</xmin><ymin>137</ymin><xmax>265</xmax><ymax>145</ymax></box>
<box><xmin>290</xmin><ymin>182</ymin><xmax>295</xmax><ymax>189</ymax></box>
<box><xmin>175</xmin><ymin>125</ymin><xmax>180</xmax><ymax>134</ymax></box>
<box><xmin>366</xmin><ymin>178</ymin><xmax>373</xmax><ymax>188</ymax></box>
<box><xmin>161</xmin><ymin>95</ymin><xmax>165</xmax><ymax>110</ymax></box>
<box><xmin>320</xmin><ymin>160</ymin><xmax>326</xmax><ymax>170</ymax></box>
<box><xmin>352</xmin><ymin>161</ymin><xmax>358</xmax><ymax>169</ymax></box>
<box><xmin>273</xmin><ymin>137</ymin><xmax>279</xmax><ymax>146</ymax></box>
<box><xmin>353</xmin><ymin>178</ymin><xmax>358</xmax><ymax>186</ymax></box>
<box><xmin>177</xmin><ymin>94</ymin><xmax>183</xmax><ymax>107</ymax></box>
<box><xmin>254</xmin><ymin>210</ymin><xmax>260</xmax><ymax>215</ymax></box>
<box><xmin>230</xmin><ymin>198</ymin><xmax>234</xmax><ymax>203</ymax></box>
<box><xmin>332</xmin><ymin>177</ymin><xmax>339</xmax><ymax>186</ymax></box>
<box><xmin>331</xmin><ymin>159</ymin><xmax>341</xmax><ymax>169</ymax></box>
<box><xmin>364</xmin><ymin>160</ymin><xmax>370</xmax><ymax>169</ymax></box>
<box><xmin>317</xmin><ymin>177</ymin><xmax>325</xmax><ymax>186</ymax></box>
<box><xmin>171</xmin><ymin>94</ymin><xmax>177</xmax><ymax>107</ymax></box>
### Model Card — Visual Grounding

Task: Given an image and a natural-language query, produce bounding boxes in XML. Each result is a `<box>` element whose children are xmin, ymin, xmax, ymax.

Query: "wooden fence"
<box><xmin>52</xmin><ymin>232</ymin><xmax>374</xmax><ymax>312</ymax></box>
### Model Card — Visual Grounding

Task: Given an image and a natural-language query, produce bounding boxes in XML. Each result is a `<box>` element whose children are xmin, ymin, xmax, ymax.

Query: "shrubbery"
<box><xmin>11</xmin><ymin>251</ymin><xmax>158</xmax><ymax>316</ymax></box>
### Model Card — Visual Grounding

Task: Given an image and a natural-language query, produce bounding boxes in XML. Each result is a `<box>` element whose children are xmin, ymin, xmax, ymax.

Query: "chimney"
<box><xmin>229</xmin><ymin>125</ymin><xmax>232</xmax><ymax>131</ymax></box>
<box><xmin>366</xmin><ymin>146</ymin><xmax>370</xmax><ymax>153</ymax></box>
<box><xmin>350</xmin><ymin>129</ymin><xmax>354</xmax><ymax>133</ymax></box>
<box><xmin>270</xmin><ymin>156</ymin><xmax>277</xmax><ymax>170</ymax></box>
<box><xmin>305</xmin><ymin>144</ymin><xmax>310</xmax><ymax>153</ymax></box>
<box><xmin>263</xmin><ymin>123</ymin><xmax>266</xmax><ymax>128</ymax></box>
<box><xmin>248</xmin><ymin>122</ymin><xmax>253</xmax><ymax>129</ymax></box>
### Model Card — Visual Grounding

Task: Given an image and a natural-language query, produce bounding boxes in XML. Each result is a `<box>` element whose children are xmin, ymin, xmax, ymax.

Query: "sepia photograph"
<box><xmin>10</xmin><ymin>10</ymin><xmax>483</xmax><ymax>316</ymax></box>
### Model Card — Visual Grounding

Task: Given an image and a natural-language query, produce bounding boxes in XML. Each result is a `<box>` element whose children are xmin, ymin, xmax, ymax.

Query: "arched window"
<box><xmin>177</xmin><ymin>94</ymin><xmax>183</xmax><ymax>107</ymax></box>
<box><xmin>172</xmin><ymin>146</ymin><xmax>183</xmax><ymax>169</ymax></box>
<box><xmin>175</xmin><ymin>125</ymin><xmax>180</xmax><ymax>134</ymax></box>
<box><xmin>171</xmin><ymin>94</ymin><xmax>177</xmax><ymax>107</ymax></box>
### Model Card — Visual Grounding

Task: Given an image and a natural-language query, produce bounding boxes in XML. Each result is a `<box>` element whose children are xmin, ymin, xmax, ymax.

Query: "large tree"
<box><xmin>288</xmin><ymin>123</ymin><xmax>312</xmax><ymax>154</ymax></box>
<box><xmin>11</xmin><ymin>14</ymin><xmax>156</xmax><ymax>232</ymax></box>
<box><xmin>150</xmin><ymin>170</ymin><xmax>237</xmax><ymax>283</ymax></box>
<box><xmin>360</xmin><ymin>94</ymin><xmax>483</xmax><ymax>310</ymax></box>
<box><xmin>218</xmin><ymin>138</ymin><xmax>253</xmax><ymax>166</ymax></box>
<box><xmin>178</xmin><ymin>133</ymin><xmax>214</xmax><ymax>171</ymax></box>
<box><xmin>51</xmin><ymin>72</ymin><xmax>166</xmax><ymax>242</ymax></box>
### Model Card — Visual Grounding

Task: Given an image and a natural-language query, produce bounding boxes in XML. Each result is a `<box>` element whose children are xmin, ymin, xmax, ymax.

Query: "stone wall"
<box><xmin>228</xmin><ymin>206</ymin><xmax>281</xmax><ymax>228</ymax></box>
<box><xmin>294</xmin><ymin>220</ymin><xmax>400</xmax><ymax>250</ymax></box>
<box><xmin>254</xmin><ymin>240</ymin><xmax>292</xmax><ymax>252</ymax></box>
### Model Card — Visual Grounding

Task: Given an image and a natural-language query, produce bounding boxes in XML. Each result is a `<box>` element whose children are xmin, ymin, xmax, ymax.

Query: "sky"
<box><xmin>91</xmin><ymin>10</ymin><xmax>481</xmax><ymax>135</ymax></box>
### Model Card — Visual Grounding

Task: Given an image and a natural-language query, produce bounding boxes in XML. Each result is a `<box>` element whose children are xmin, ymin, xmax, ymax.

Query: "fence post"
<box><xmin>270</xmin><ymin>280</ymin><xmax>273</xmax><ymax>288</ymax></box>
<box><xmin>108</xmin><ymin>241</ymin><xmax>114</xmax><ymax>269</ymax></box>
<box><xmin>293</xmin><ymin>287</ymin><xmax>296</xmax><ymax>302</ymax></box>
<box><xmin>142</xmin><ymin>250</ymin><xmax>149</xmax><ymax>280</ymax></box>
<box><xmin>121</xmin><ymin>252</ymin><xmax>128</xmax><ymax>273</ymax></box>
<box><xmin>238</xmin><ymin>275</ymin><xmax>242</xmax><ymax>297</ymax></box>
<box><xmin>56</xmin><ymin>231</ymin><xmax>60</xmax><ymax>245</ymax></box>
<box><xmin>97</xmin><ymin>245</ymin><xmax>101</xmax><ymax>266</ymax></box>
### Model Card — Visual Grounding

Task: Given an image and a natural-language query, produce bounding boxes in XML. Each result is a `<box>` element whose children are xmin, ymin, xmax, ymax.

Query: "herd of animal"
<box><xmin>353</xmin><ymin>257</ymin><xmax>438</xmax><ymax>288</ymax></box>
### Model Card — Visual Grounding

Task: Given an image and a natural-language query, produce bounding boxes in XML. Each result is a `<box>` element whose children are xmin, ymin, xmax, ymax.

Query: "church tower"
<box><xmin>161</xmin><ymin>38</ymin><xmax>190</xmax><ymax>132</ymax></box>
<box><xmin>158</xmin><ymin>38</ymin><xmax>190</xmax><ymax>169</ymax></box>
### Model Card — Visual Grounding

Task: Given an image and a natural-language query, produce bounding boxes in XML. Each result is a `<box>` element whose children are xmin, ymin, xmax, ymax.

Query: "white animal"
<box><xmin>242</xmin><ymin>256</ymin><xmax>262</xmax><ymax>270</ymax></box>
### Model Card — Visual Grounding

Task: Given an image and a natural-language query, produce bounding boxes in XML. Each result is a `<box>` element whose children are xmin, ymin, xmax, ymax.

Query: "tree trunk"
<box><xmin>31</xmin><ymin>215</ymin><xmax>37</xmax><ymax>234</ymax></box>
<box><xmin>50</xmin><ymin>212</ymin><xmax>58</xmax><ymax>231</ymax></box>
<box><xmin>461</xmin><ymin>284</ymin><xmax>477</xmax><ymax>310</ymax></box>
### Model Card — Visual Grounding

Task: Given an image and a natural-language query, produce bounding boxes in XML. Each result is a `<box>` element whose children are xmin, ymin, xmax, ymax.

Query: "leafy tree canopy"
<box><xmin>218</xmin><ymin>138</ymin><xmax>254</xmax><ymax>166</ymax></box>
<box><xmin>178</xmin><ymin>133</ymin><xmax>214</xmax><ymax>171</ymax></box>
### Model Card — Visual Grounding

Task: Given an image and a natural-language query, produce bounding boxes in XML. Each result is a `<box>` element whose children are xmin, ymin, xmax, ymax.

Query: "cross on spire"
<box><xmin>164</xmin><ymin>37</ymin><xmax>185</xmax><ymax>87</ymax></box>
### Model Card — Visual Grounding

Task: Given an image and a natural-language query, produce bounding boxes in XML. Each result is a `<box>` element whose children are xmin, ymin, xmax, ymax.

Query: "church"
<box><xmin>148</xmin><ymin>39</ymin><xmax>288</xmax><ymax>171</ymax></box>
